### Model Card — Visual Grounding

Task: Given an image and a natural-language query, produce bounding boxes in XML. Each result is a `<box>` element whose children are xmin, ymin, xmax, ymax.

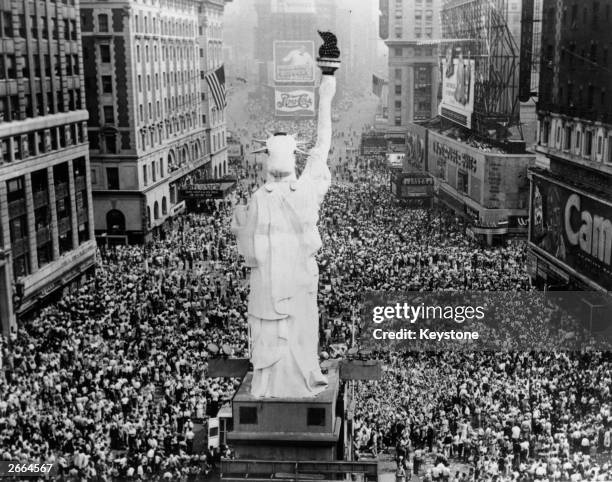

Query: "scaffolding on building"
<box><xmin>440</xmin><ymin>0</ymin><xmax>520</xmax><ymax>139</ymax></box>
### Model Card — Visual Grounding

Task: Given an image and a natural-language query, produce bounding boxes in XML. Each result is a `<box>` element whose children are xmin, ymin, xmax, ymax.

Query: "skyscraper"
<box><xmin>381</xmin><ymin>0</ymin><xmax>442</xmax><ymax>129</ymax></box>
<box><xmin>528</xmin><ymin>0</ymin><xmax>612</xmax><ymax>291</ymax></box>
<box><xmin>0</xmin><ymin>0</ymin><xmax>97</xmax><ymax>334</ymax></box>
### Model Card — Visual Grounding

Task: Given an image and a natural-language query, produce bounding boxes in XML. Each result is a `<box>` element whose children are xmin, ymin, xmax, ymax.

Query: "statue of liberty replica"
<box><xmin>232</xmin><ymin>32</ymin><xmax>340</xmax><ymax>398</ymax></box>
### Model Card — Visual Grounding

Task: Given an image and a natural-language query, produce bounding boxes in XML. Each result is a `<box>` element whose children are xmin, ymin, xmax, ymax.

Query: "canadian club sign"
<box><xmin>274</xmin><ymin>86</ymin><xmax>315</xmax><ymax>117</ymax></box>
<box><xmin>531</xmin><ymin>174</ymin><xmax>612</xmax><ymax>290</ymax></box>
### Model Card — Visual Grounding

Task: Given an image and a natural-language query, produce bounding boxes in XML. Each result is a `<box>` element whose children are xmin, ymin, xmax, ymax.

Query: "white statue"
<box><xmin>231</xmin><ymin>33</ymin><xmax>339</xmax><ymax>398</ymax></box>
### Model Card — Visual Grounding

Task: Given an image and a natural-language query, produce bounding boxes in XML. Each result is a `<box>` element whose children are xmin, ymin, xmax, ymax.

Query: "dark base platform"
<box><xmin>228</xmin><ymin>360</ymin><xmax>341</xmax><ymax>461</ymax></box>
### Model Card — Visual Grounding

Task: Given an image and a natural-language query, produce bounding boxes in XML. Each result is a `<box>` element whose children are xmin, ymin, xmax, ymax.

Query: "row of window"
<box><xmin>0</xmin><ymin>53</ymin><xmax>80</xmax><ymax>80</ymax></box>
<box><xmin>137</xmin><ymin>71</ymin><xmax>197</xmax><ymax>94</ymax></box>
<box><xmin>133</xmin><ymin>13</ymin><xmax>196</xmax><ymax>38</ymax></box>
<box><xmin>142</xmin><ymin>157</ymin><xmax>165</xmax><ymax>186</ymax></box>
<box><xmin>0</xmin><ymin>123</ymin><xmax>86</xmax><ymax>164</ymax></box>
<box><xmin>0</xmin><ymin>12</ymin><xmax>78</xmax><ymax>41</ymax></box>
<box><xmin>6</xmin><ymin>160</ymin><xmax>89</xmax><ymax>278</ymax></box>
<box><xmin>392</xmin><ymin>46</ymin><xmax>434</xmax><ymax>57</ymax></box>
<box><xmin>542</xmin><ymin>119</ymin><xmax>612</xmax><ymax>164</ymax></box>
<box><xmin>1</xmin><ymin>90</ymin><xmax>81</xmax><ymax>122</ymax></box>
<box><xmin>135</xmin><ymin>41</ymin><xmax>197</xmax><ymax>64</ymax></box>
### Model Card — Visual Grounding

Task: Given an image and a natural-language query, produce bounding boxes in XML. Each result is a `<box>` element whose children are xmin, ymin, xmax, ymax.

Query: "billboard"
<box><xmin>530</xmin><ymin>174</ymin><xmax>612</xmax><ymax>291</ymax></box>
<box><xmin>273</xmin><ymin>41</ymin><xmax>315</xmax><ymax>83</ymax></box>
<box><xmin>404</xmin><ymin>122</ymin><xmax>428</xmax><ymax>172</ymax></box>
<box><xmin>387</xmin><ymin>153</ymin><xmax>405</xmax><ymax>169</ymax></box>
<box><xmin>428</xmin><ymin>132</ymin><xmax>485</xmax><ymax>198</ymax></box>
<box><xmin>439</xmin><ymin>54</ymin><xmax>475</xmax><ymax>129</ymax></box>
<box><xmin>274</xmin><ymin>86</ymin><xmax>315</xmax><ymax>116</ymax></box>
<box><xmin>271</xmin><ymin>0</ymin><xmax>315</xmax><ymax>14</ymax></box>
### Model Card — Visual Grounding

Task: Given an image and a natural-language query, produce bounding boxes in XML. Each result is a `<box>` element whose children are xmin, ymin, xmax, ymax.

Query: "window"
<box><xmin>106</xmin><ymin>167</ymin><xmax>120</xmax><ymax>189</ymax></box>
<box><xmin>307</xmin><ymin>408</ymin><xmax>326</xmax><ymax>426</ymax></box>
<box><xmin>100</xmin><ymin>44</ymin><xmax>111</xmax><ymax>63</ymax></box>
<box><xmin>597</xmin><ymin>135</ymin><xmax>603</xmax><ymax>155</ymax></box>
<box><xmin>395</xmin><ymin>115</ymin><xmax>402</xmax><ymax>126</ymax></box>
<box><xmin>3</xmin><ymin>12</ymin><xmax>13</xmax><ymax>37</ymax></box>
<box><xmin>98</xmin><ymin>14</ymin><xmax>108</xmax><ymax>32</ymax></box>
<box><xmin>103</xmin><ymin>106</ymin><xmax>114</xmax><ymax>124</ymax></box>
<box><xmin>575</xmin><ymin>130</ymin><xmax>581</xmax><ymax>150</ymax></box>
<box><xmin>395</xmin><ymin>100</ymin><xmax>401</xmax><ymax>109</ymax></box>
<box><xmin>608</xmin><ymin>136</ymin><xmax>612</xmax><ymax>164</ymax></box>
<box><xmin>105</xmin><ymin>134</ymin><xmax>116</xmax><ymax>153</ymax></box>
<box><xmin>239</xmin><ymin>407</ymin><xmax>258</xmax><ymax>425</ymax></box>
<box><xmin>395</xmin><ymin>68</ymin><xmax>402</xmax><ymax>80</ymax></box>
<box><xmin>395</xmin><ymin>84</ymin><xmax>402</xmax><ymax>95</ymax></box>
<box><xmin>102</xmin><ymin>76</ymin><xmax>112</xmax><ymax>94</ymax></box>
<box><xmin>457</xmin><ymin>170</ymin><xmax>468</xmax><ymax>194</ymax></box>
<box><xmin>564</xmin><ymin>126</ymin><xmax>571</xmax><ymax>150</ymax></box>
<box><xmin>152</xmin><ymin>160</ymin><xmax>157</xmax><ymax>182</ymax></box>
<box><xmin>585</xmin><ymin>131</ymin><xmax>593</xmax><ymax>156</ymax></box>
<box><xmin>143</xmin><ymin>165</ymin><xmax>148</xmax><ymax>185</ymax></box>
<box><xmin>394</xmin><ymin>47</ymin><xmax>403</xmax><ymax>57</ymax></box>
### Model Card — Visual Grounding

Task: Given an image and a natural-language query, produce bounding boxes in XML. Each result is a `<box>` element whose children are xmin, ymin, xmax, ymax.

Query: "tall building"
<box><xmin>0</xmin><ymin>0</ymin><xmax>97</xmax><ymax>334</ymax></box>
<box><xmin>81</xmin><ymin>0</ymin><xmax>229</xmax><ymax>244</ymax></box>
<box><xmin>528</xmin><ymin>0</ymin><xmax>612</xmax><ymax>291</ymax></box>
<box><xmin>199</xmin><ymin>0</ymin><xmax>230</xmax><ymax>180</ymax></box>
<box><xmin>381</xmin><ymin>0</ymin><xmax>442</xmax><ymax>129</ymax></box>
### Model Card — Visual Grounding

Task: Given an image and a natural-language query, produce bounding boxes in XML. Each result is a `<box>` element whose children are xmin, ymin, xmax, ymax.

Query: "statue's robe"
<box><xmin>232</xmin><ymin>147</ymin><xmax>330</xmax><ymax>398</ymax></box>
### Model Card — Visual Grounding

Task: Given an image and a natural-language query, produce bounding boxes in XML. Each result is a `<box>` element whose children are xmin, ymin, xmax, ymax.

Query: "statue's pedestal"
<box><xmin>228</xmin><ymin>360</ymin><xmax>341</xmax><ymax>461</ymax></box>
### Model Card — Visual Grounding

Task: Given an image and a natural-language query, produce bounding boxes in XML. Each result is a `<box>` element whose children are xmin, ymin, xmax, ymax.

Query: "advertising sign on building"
<box><xmin>392</xmin><ymin>172</ymin><xmax>434</xmax><ymax>208</ymax></box>
<box><xmin>387</xmin><ymin>153</ymin><xmax>405</xmax><ymax>169</ymax></box>
<box><xmin>273</xmin><ymin>41</ymin><xmax>315</xmax><ymax>83</ymax></box>
<box><xmin>530</xmin><ymin>174</ymin><xmax>612</xmax><ymax>291</ymax></box>
<box><xmin>439</xmin><ymin>54</ymin><xmax>476</xmax><ymax>129</ymax></box>
<box><xmin>404</xmin><ymin>123</ymin><xmax>428</xmax><ymax>172</ymax></box>
<box><xmin>271</xmin><ymin>0</ymin><xmax>315</xmax><ymax>14</ymax></box>
<box><xmin>274</xmin><ymin>86</ymin><xmax>315</xmax><ymax>117</ymax></box>
<box><xmin>428</xmin><ymin>132</ymin><xmax>485</xmax><ymax>199</ymax></box>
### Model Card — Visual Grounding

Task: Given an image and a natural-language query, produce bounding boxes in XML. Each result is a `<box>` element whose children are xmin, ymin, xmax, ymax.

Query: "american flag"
<box><xmin>205</xmin><ymin>65</ymin><xmax>227</xmax><ymax>110</ymax></box>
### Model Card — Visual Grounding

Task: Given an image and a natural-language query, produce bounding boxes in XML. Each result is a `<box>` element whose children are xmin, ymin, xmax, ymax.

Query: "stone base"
<box><xmin>228</xmin><ymin>360</ymin><xmax>341</xmax><ymax>461</ymax></box>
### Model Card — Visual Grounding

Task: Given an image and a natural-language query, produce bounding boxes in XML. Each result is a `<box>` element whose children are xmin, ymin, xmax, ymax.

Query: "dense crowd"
<box><xmin>0</xmin><ymin>85</ymin><xmax>610</xmax><ymax>481</ymax></box>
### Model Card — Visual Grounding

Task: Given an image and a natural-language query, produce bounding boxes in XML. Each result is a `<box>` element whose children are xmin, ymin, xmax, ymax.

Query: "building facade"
<box><xmin>528</xmin><ymin>0</ymin><xmax>612</xmax><ymax>291</ymax></box>
<box><xmin>81</xmin><ymin>0</ymin><xmax>229</xmax><ymax>244</ymax></box>
<box><xmin>0</xmin><ymin>0</ymin><xmax>97</xmax><ymax>333</ymax></box>
<box><xmin>381</xmin><ymin>0</ymin><xmax>441</xmax><ymax>129</ymax></box>
<box><xmin>198</xmin><ymin>0</ymin><xmax>229</xmax><ymax>181</ymax></box>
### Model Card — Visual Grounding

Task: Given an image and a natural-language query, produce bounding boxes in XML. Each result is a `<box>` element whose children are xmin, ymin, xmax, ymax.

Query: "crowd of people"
<box><xmin>0</xmin><ymin>83</ymin><xmax>610</xmax><ymax>481</ymax></box>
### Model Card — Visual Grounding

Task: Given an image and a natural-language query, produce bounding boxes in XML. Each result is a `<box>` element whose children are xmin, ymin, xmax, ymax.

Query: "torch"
<box><xmin>316</xmin><ymin>30</ymin><xmax>341</xmax><ymax>75</ymax></box>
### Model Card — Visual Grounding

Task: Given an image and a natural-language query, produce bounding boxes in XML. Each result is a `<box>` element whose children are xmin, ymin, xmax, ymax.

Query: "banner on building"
<box><xmin>387</xmin><ymin>153</ymin><xmax>405</xmax><ymax>169</ymax></box>
<box><xmin>404</xmin><ymin>122</ymin><xmax>428</xmax><ymax>172</ymax></box>
<box><xmin>372</xmin><ymin>74</ymin><xmax>387</xmax><ymax>98</ymax></box>
<box><xmin>428</xmin><ymin>131</ymin><xmax>485</xmax><ymax>192</ymax></box>
<box><xmin>205</xmin><ymin>66</ymin><xmax>227</xmax><ymax>110</ymax></box>
<box><xmin>274</xmin><ymin>86</ymin><xmax>315</xmax><ymax>116</ymax></box>
<box><xmin>271</xmin><ymin>0</ymin><xmax>315</xmax><ymax>14</ymax></box>
<box><xmin>530</xmin><ymin>174</ymin><xmax>612</xmax><ymax>291</ymax></box>
<box><xmin>439</xmin><ymin>54</ymin><xmax>475</xmax><ymax>129</ymax></box>
<box><xmin>273</xmin><ymin>41</ymin><xmax>315</xmax><ymax>83</ymax></box>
